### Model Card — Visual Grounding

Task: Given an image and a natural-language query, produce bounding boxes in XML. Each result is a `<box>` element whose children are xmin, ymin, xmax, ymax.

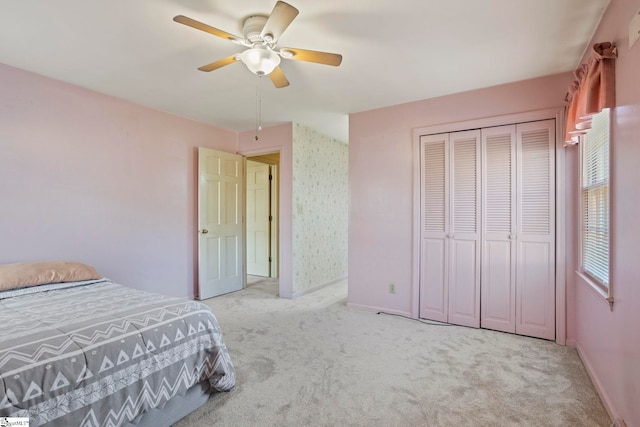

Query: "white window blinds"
<box><xmin>581</xmin><ymin>108</ymin><xmax>610</xmax><ymax>288</ymax></box>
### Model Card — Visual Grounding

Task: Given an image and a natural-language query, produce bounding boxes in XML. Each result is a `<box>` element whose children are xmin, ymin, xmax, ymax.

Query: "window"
<box><xmin>581</xmin><ymin>108</ymin><xmax>610</xmax><ymax>291</ymax></box>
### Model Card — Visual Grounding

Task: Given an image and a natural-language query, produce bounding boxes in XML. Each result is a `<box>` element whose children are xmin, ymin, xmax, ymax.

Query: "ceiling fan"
<box><xmin>174</xmin><ymin>1</ymin><xmax>343</xmax><ymax>88</ymax></box>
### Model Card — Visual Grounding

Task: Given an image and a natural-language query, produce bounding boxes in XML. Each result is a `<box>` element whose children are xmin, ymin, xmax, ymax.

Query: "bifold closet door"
<box><xmin>516</xmin><ymin>120</ymin><xmax>555</xmax><ymax>340</ymax></box>
<box><xmin>447</xmin><ymin>131</ymin><xmax>481</xmax><ymax>328</ymax></box>
<box><xmin>481</xmin><ymin>120</ymin><xmax>555</xmax><ymax>340</ymax></box>
<box><xmin>481</xmin><ymin>125</ymin><xmax>517</xmax><ymax>333</ymax></box>
<box><xmin>420</xmin><ymin>131</ymin><xmax>480</xmax><ymax>327</ymax></box>
<box><xmin>419</xmin><ymin>133</ymin><xmax>449</xmax><ymax>323</ymax></box>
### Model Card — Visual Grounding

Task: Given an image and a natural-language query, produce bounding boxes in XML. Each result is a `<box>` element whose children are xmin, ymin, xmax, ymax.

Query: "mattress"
<box><xmin>0</xmin><ymin>278</ymin><xmax>235</xmax><ymax>426</ymax></box>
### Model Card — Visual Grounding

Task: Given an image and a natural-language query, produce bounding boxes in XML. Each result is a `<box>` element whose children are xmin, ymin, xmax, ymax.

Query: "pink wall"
<box><xmin>0</xmin><ymin>63</ymin><xmax>237</xmax><ymax>298</ymax></box>
<box><xmin>238</xmin><ymin>124</ymin><xmax>294</xmax><ymax>298</ymax></box>
<box><xmin>571</xmin><ymin>0</ymin><xmax>640</xmax><ymax>423</ymax></box>
<box><xmin>348</xmin><ymin>73</ymin><xmax>571</xmax><ymax>316</ymax></box>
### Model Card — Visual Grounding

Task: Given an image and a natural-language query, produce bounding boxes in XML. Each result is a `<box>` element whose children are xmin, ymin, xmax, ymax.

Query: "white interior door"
<box><xmin>246</xmin><ymin>160</ymin><xmax>271</xmax><ymax>277</ymax></box>
<box><xmin>419</xmin><ymin>134</ymin><xmax>449</xmax><ymax>322</ymax></box>
<box><xmin>447</xmin><ymin>130</ymin><xmax>481</xmax><ymax>328</ymax></box>
<box><xmin>515</xmin><ymin>120</ymin><xmax>555</xmax><ymax>340</ymax></box>
<box><xmin>197</xmin><ymin>147</ymin><xmax>244</xmax><ymax>299</ymax></box>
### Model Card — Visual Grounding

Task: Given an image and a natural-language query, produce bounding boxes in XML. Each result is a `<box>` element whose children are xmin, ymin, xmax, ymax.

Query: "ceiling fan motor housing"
<box><xmin>243</xmin><ymin>15</ymin><xmax>269</xmax><ymax>44</ymax></box>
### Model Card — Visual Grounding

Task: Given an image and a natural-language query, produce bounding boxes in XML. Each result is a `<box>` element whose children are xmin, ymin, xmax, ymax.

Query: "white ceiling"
<box><xmin>0</xmin><ymin>0</ymin><xmax>609</xmax><ymax>142</ymax></box>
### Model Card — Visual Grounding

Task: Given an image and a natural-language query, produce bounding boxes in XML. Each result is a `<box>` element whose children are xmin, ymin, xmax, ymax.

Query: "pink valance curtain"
<box><xmin>564</xmin><ymin>42</ymin><xmax>617</xmax><ymax>144</ymax></box>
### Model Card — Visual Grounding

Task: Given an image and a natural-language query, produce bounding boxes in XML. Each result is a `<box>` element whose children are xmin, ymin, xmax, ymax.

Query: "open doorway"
<box><xmin>246</xmin><ymin>153</ymin><xmax>279</xmax><ymax>287</ymax></box>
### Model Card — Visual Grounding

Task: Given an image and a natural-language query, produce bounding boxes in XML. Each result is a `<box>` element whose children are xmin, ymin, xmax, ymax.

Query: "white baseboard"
<box><xmin>575</xmin><ymin>342</ymin><xmax>616</xmax><ymax>423</ymax></box>
<box><xmin>291</xmin><ymin>275</ymin><xmax>347</xmax><ymax>299</ymax></box>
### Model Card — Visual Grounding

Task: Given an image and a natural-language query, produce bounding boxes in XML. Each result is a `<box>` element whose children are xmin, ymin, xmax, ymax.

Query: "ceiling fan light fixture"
<box><xmin>240</xmin><ymin>46</ymin><xmax>281</xmax><ymax>76</ymax></box>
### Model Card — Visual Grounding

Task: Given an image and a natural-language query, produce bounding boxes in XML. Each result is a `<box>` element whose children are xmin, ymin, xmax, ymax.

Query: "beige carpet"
<box><xmin>175</xmin><ymin>277</ymin><xmax>610</xmax><ymax>427</ymax></box>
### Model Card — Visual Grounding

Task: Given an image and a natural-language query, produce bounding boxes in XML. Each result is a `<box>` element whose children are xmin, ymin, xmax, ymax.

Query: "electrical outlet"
<box><xmin>389</xmin><ymin>283</ymin><xmax>396</xmax><ymax>294</ymax></box>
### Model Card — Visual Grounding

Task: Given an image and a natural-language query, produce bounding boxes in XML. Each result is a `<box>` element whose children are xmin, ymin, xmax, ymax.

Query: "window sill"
<box><xmin>576</xmin><ymin>271</ymin><xmax>614</xmax><ymax>311</ymax></box>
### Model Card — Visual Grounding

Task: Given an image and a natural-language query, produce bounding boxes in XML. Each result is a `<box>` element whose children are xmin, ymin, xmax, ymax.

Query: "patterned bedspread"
<box><xmin>0</xmin><ymin>279</ymin><xmax>235</xmax><ymax>426</ymax></box>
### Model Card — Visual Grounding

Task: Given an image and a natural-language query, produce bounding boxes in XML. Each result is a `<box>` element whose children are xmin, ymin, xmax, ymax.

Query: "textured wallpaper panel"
<box><xmin>292</xmin><ymin>123</ymin><xmax>348</xmax><ymax>294</ymax></box>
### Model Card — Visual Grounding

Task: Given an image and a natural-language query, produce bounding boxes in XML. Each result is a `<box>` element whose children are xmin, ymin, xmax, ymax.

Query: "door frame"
<box><xmin>270</xmin><ymin>164</ymin><xmax>279</xmax><ymax>278</ymax></box>
<box><xmin>412</xmin><ymin>107</ymin><xmax>567</xmax><ymax>345</ymax></box>
<box><xmin>240</xmin><ymin>147</ymin><xmax>283</xmax><ymax>294</ymax></box>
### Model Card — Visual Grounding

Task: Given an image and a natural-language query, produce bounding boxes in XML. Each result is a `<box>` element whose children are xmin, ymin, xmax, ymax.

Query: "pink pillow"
<box><xmin>0</xmin><ymin>261</ymin><xmax>101</xmax><ymax>291</ymax></box>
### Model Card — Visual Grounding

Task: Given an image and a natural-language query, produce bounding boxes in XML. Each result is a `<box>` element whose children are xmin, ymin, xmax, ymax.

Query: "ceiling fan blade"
<box><xmin>280</xmin><ymin>48</ymin><xmax>342</xmax><ymax>66</ymax></box>
<box><xmin>197</xmin><ymin>55</ymin><xmax>239</xmax><ymax>72</ymax></box>
<box><xmin>173</xmin><ymin>15</ymin><xmax>245</xmax><ymax>45</ymax></box>
<box><xmin>269</xmin><ymin>66</ymin><xmax>290</xmax><ymax>88</ymax></box>
<box><xmin>260</xmin><ymin>1</ymin><xmax>299</xmax><ymax>43</ymax></box>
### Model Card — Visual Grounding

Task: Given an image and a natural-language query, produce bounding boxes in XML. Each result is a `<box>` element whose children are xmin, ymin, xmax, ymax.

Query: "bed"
<box><xmin>0</xmin><ymin>261</ymin><xmax>235</xmax><ymax>427</ymax></box>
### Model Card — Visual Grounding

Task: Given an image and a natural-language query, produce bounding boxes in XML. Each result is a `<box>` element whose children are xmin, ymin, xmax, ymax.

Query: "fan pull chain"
<box><xmin>255</xmin><ymin>76</ymin><xmax>263</xmax><ymax>140</ymax></box>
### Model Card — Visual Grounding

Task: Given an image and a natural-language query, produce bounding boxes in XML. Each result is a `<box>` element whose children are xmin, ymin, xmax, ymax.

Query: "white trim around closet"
<box><xmin>411</xmin><ymin>107</ymin><xmax>567</xmax><ymax>345</ymax></box>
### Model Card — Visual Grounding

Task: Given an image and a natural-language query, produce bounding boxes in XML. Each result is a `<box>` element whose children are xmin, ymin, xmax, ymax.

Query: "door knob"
<box><xmin>201</xmin><ymin>229</ymin><xmax>209</xmax><ymax>234</ymax></box>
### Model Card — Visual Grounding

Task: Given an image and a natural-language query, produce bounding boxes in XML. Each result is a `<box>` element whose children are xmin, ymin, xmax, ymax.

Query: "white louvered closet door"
<box><xmin>480</xmin><ymin>120</ymin><xmax>555</xmax><ymax>340</ymax></box>
<box><xmin>481</xmin><ymin>125</ymin><xmax>517</xmax><ymax>334</ymax></box>
<box><xmin>515</xmin><ymin>120</ymin><xmax>555</xmax><ymax>340</ymax></box>
<box><xmin>419</xmin><ymin>134</ymin><xmax>449</xmax><ymax>322</ymax></box>
<box><xmin>448</xmin><ymin>130</ymin><xmax>481</xmax><ymax>328</ymax></box>
<box><xmin>420</xmin><ymin>131</ymin><xmax>480</xmax><ymax>326</ymax></box>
